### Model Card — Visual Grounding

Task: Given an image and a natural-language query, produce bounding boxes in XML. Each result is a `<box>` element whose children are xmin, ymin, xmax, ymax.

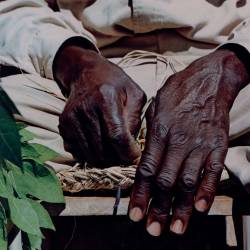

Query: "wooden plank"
<box><xmin>209</xmin><ymin>196</ymin><xmax>233</xmax><ymax>216</ymax></box>
<box><xmin>60</xmin><ymin>196</ymin><xmax>233</xmax><ymax>216</ymax></box>
<box><xmin>226</xmin><ymin>216</ymin><xmax>237</xmax><ymax>247</ymax></box>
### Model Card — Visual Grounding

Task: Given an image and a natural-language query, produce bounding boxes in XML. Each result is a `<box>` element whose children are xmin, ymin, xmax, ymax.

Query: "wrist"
<box><xmin>54</xmin><ymin>45</ymin><xmax>99</xmax><ymax>96</ymax></box>
<box><xmin>211</xmin><ymin>49</ymin><xmax>249</xmax><ymax>106</ymax></box>
<box><xmin>215</xmin><ymin>49</ymin><xmax>249</xmax><ymax>89</ymax></box>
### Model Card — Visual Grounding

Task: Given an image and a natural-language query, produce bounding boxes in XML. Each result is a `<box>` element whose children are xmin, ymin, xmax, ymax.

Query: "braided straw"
<box><xmin>57</xmin><ymin>137</ymin><xmax>146</xmax><ymax>193</ymax></box>
<box><xmin>57</xmin><ymin>165</ymin><xmax>137</xmax><ymax>193</ymax></box>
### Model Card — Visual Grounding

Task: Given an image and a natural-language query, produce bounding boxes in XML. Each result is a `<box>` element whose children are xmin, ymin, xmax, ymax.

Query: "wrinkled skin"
<box><xmin>55</xmin><ymin>45</ymin><xmax>249</xmax><ymax>235</ymax></box>
<box><xmin>129</xmin><ymin>49</ymin><xmax>249</xmax><ymax>236</ymax></box>
<box><xmin>54</xmin><ymin>46</ymin><xmax>146</xmax><ymax>166</ymax></box>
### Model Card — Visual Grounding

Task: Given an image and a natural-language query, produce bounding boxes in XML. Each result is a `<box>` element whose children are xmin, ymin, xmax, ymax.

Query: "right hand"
<box><xmin>54</xmin><ymin>46</ymin><xmax>146</xmax><ymax>167</ymax></box>
<box><xmin>129</xmin><ymin>49</ymin><xmax>249</xmax><ymax>236</ymax></box>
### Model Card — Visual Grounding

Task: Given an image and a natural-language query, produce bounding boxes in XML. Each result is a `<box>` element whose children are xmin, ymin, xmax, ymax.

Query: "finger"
<box><xmin>126</xmin><ymin>84</ymin><xmax>147</xmax><ymax>137</ymax></box>
<box><xmin>170</xmin><ymin>149</ymin><xmax>207</xmax><ymax>235</ymax></box>
<box><xmin>76</xmin><ymin>106</ymin><xmax>105</xmax><ymax>166</ymax></box>
<box><xmin>59</xmin><ymin>110</ymin><xmax>93</xmax><ymax>163</ymax></box>
<box><xmin>129</xmin><ymin>120</ymin><xmax>169</xmax><ymax>223</ymax></box>
<box><xmin>125</xmin><ymin>77</ymin><xmax>147</xmax><ymax>134</ymax></box>
<box><xmin>195</xmin><ymin>148</ymin><xmax>227</xmax><ymax>213</ymax></box>
<box><xmin>146</xmin><ymin>148</ymin><xmax>187</xmax><ymax>236</ymax></box>
<box><xmin>145</xmin><ymin>99</ymin><xmax>156</xmax><ymax>130</ymax></box>
<box><xmin>99</xmin><ymin>86</ymin><xmax>141</xmax><ymax>163</ymax></box>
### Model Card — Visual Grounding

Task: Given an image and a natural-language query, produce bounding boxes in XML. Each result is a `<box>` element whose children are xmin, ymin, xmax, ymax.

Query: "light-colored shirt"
<box><xmin>0</xmin><ymin>0</ymin><xmax>250</xmax><ymax>79</ymax></box>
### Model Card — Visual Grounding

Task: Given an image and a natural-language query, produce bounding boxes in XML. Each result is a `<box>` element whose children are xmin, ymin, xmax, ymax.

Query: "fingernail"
<box><xmin>129</xmin><ymin>207</ymin><xmax>143</xmax><ymax>222</ymax></box>
<box><xmin>170</xmin><ymin>219</ymin><xmax>183</xmax><ymax>235</ymax></box>
<box><xmin>195</xmin><ymin>199</ymin><xmax>208</xmax><ymax>212</ymax></box>
<box><xmin>147</xmin><ymin>222</ymin><xmax>161</xmax><ymax>237</ymax></box>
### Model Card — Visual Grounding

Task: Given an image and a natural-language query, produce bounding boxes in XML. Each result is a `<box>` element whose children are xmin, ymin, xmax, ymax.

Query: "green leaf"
<box><xmin>0</xmin><ymin>202</ymin><xmax>7</xmax><ymax>224</ymax></box>
<box><xmin>0</xmin><ymin>105</ymin><xmax>22</xmax><ymax>167</ymax></box>
<box><xmin>28</xmin><ymin>144</ymin><xmax>59</xmax><ymax>164</ymax></box>
<box><xmin>8</xmin><ymin>162</ymin><xmax>64</xmax><ymax>203</ymax></box>
<box><xmin>0</xmin><ymin>167</ymin><xmax>12</xmax><ymax>199</ymax></box>
<box><xmin>16</xmin><ymin>123</ymin><xmax>26</xmax><ymax>131</ymax></box>
<box><xmin>27</xmin><ymin>233</ymin><xmax>42</xmax><ymax>250</ymax></box>
<box><xmin>19</xmin><ymin>129</ymin><xmax>35</xmax><ymax>143</ymax></box>
<box><xmin>0</xmin><ymin>86</ymin><xmax>20</xmax><ymax>115</ymax></box>
<box><xmin>8</xmin><ymin>197</ymin><xmax>42</xmax><ymax>236</ymax></box>
<box><xmin>0</xmin><ymin>219</ymin><xmax>7</xmax><ymax>250</ymax></box>
<box><xmin>22</xmin><ymin>144</ymin><xmax>40</xmax><ymax>160</ymax></box>
<box><xmin>29</xmin><ymin>201</ymin><xmax>55</xmax><ymax>231</ymax></box>
<box><xmin>21</xmin><ymin>143</ymin><xmax>59</xmax><ymax>164</ymax></box>
<box><xmin>4</xmin><ymin>170</ymin><xmax>25</xmax><ymax>198</ymax></box>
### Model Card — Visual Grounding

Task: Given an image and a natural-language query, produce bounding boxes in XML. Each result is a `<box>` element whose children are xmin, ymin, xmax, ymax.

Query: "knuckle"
<box><xmin>194</xmin><ymin>136</ymin><xmax>204</xmax><ymax>146</ymax></box>
<box><xmin>99</xmin><ymin>84</ymin><xmax>116</xmax><ymax>99</ymax></box>
<box><xmin>179</xmin><ymin>173</ymin><xmax>197</xmax><ymax>192</ymax></box>
<box><xmin>137</xmin><ymin>161</ymin><xmax>156</xmax><ymax>180</ymax></box>
<box><xmin>170</xmin><ymin>130</ymin><xmax>189</xmax><ymax>146</ymax></box>
<box><xmin>107</xmin><ymin>125</ymin><xmax>126</xmax><ymax>143</ymax></box>
<box><xmin>141</xmin><ymin>154</ymin><xmax>159</xmax><ymax>169</ymax></box>
<box><xmin>208</xmin><ymin>161</ymin><xmax>224</xmax><ymax>173</ymax></box>
<box><xmin>150</xmin><ymin>121</ymin><xmax>169</xmax><ymax>143</ymax></box>
<box><xmin>210</xmin><ymin>132</ymin><xmax>228</xmax><ymax>149</ymax></box>
<box><xmin>156</xmin><ymin>173</ymin><xmax>175</xmax><ymax>192</ymax></box>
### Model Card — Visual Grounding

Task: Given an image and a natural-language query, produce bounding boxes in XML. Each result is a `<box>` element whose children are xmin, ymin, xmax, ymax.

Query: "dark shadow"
<box><xmin>42</xmin><ymin>214</ymin><xmax>235</xmax><ymax>250</ymax></box>
<box><xmin>206</xmin><ymin>0</ymin><xmax>247</xmax><ymax>7</ymax></box>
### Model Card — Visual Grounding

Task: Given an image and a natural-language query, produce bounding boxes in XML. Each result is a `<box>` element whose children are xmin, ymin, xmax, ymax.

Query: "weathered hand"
<box><xmin>54</xmin><ymin>46</ymin><xmax>146</xmax><ymax>166</ymax></box>
<box><xmin>129</xmin><ymin>49</ymin><xmax>249</xmax><ymax>235</ymax></box>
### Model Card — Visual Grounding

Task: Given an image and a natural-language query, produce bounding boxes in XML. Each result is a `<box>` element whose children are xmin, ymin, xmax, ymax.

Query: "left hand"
<box><xmin>129</xmin><ymin>49</ymin><xmax>249</xmax><ymax>236</ymax></box>
<box><xmin>55</xmin><ymin>46</ymin><xmax>146</xmax><ymax>167</ymax></box>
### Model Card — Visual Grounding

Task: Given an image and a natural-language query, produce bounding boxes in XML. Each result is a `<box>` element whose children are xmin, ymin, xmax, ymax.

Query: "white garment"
<box><xmin>0</xmin><ymin>0</ymin><xmax>249</xmax><ymax>186</ymax></box>
<box><xmin>0</xmin><ymin>0</ymin><xmax>250</xmax><ymax>79</ymax></box>
<box><xmin>0</xmin><ymin>0</ymin><xmax>97</xmax><ymax>79</ymax></box>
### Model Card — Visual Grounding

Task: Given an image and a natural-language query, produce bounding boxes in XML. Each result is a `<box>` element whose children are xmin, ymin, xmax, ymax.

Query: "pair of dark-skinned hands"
<box><xmin>54</xmin><ymin>45</ymin><xmax>249</xmax><ymax>236</ymax></box>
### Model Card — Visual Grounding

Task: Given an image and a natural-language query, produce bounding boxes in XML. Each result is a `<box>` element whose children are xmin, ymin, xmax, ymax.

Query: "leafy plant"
<box><xmin>0</xmin><ymin>86</ymin><xmax>65</xmax><ymax>249</ymax></box>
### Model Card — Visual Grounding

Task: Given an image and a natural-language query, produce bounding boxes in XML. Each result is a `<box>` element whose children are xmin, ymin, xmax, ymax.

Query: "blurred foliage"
<box><xmin>0</xmin><ymin>86</ymin><xmax>64</xmax><ymax>249</ymax></box>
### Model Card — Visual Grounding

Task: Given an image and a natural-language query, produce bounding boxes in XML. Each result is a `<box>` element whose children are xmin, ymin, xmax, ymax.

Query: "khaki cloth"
<box><xmin>1</xmin><ymin>0</ymin><xmax>250</xmax><ymax>76</ymax></box>
<box><xmin>0</xmin><ymin>0</ymin><xmax>249</xmax><ymax>186</ymax></box>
